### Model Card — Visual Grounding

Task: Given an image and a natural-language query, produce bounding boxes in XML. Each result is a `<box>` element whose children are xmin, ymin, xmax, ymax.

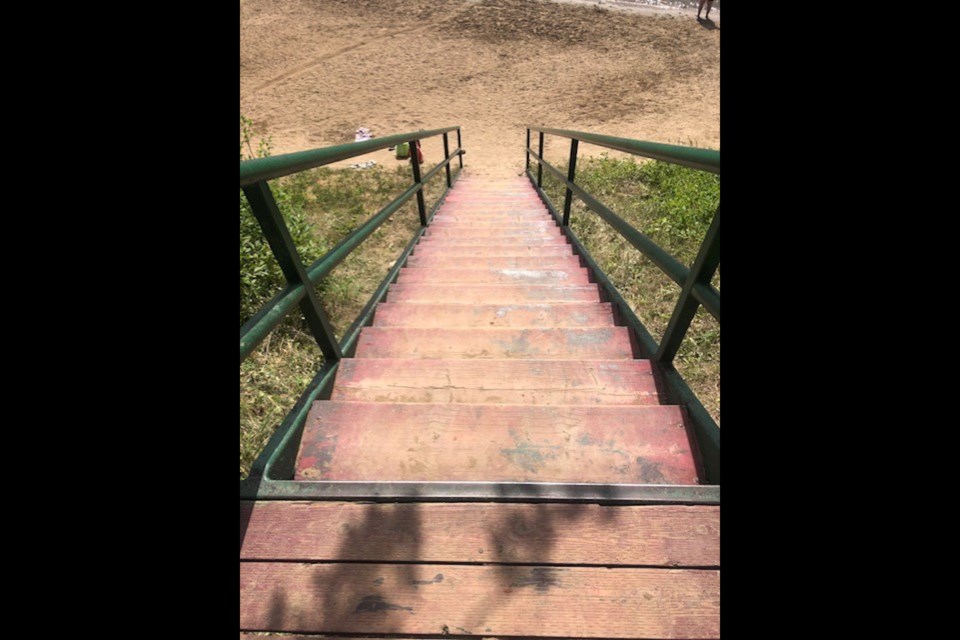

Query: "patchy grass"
<box><xmin>292</xmin><ymin>163</ymin><xmax>451</xmax><ymax>339</ymax></box>
<box><xmin>538</xmin><ymin>154</ymin><xmax>720</xmax><ymax>425</ymax></box>
<box><xmin>240</xmin><ymin>330</ymin><xmax>322</xmax><ymax>478</ymax></box>
<box><xmin>240</xmin><ymin>146</ymin><xmax>457</xmax><ymax>478</ymax></box>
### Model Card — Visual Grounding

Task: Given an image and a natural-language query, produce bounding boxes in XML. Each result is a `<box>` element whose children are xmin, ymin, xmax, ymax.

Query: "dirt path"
<box><xmin>240</xmin><ymin>0</ymin><xmax>719</xmax><ymax>177</ymax></box>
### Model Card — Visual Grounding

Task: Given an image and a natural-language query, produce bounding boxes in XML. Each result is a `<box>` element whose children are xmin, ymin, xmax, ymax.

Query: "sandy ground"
<box><xmin>240</xmin><ymin>0</ymin><xmax>719</xmax><ymax>177</ymax></box>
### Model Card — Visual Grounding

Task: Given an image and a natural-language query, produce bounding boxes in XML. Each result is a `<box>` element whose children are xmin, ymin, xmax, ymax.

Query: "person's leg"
<box><xmin>697</xmin><ymin>0</ymin><xmax>706</xmax><ymax>18</ymax></box>
<box><xmin>705</xmin><ymin>1</ymin><xmax>713</xmax><ymax>19</ymax></box>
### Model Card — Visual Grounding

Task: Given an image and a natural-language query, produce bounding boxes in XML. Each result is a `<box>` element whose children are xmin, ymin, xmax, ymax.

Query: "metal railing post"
<box><xmin>655</xmin><ymin>205</ymin><xmax>721</xmax><ymax>365</ymax></box>
<box><xmin>526</xmin><ymin>128</ymin><xmax>531</xmax><ymax>174</ymax></box>
<box><xmin>537</xmin><ymin>131</ymin><xmax>544</xmax><ymax>188</ymax></box>
<box><xmin>241</xmin><ymin>181</ymin><xmax>341</xmax><ymax>361</ymax></box>
<box><xmin>443</xmin><ymin>132</ymin><xmax>452</xmax><ymax>188</ymax></box>
<box><xmin>409</xmin><ymin>139</ymin><xmax>427</xmax><ymax>226</ymax></box>
<box><xmin>457</xmin><ymin>128</ymin><xmax>463</xmax><ymax>169</ymax></box>
<box><xmin>562</xmin><ymin>138</ymin><xmax>579</xmax><ymax>226</ymax></box>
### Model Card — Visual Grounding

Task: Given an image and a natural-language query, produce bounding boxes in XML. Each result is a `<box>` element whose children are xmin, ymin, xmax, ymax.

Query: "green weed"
<box><xmin>539</xmin><ymin>154</ymin><xmax>720</xmax><ymax>424</ymax></box>
<box><xmin>240</xmin><ymin>116</ymin><xmax>453</xmax><ymax>477</ymax></box>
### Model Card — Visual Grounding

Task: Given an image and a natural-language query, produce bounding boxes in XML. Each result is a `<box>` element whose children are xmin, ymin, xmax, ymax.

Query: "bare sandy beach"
<box><xmin>240</xmin><ymin>0</ymin><xmax>719</xmax><ymax>176</ymax></box>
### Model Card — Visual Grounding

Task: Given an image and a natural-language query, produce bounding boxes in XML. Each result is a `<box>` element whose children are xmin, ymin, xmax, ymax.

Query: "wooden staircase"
<box><xmin>240</xmin><ymin>175</ymin><xmax>719</xmax><ymax>639</ymax></box>
<box><xmin>294</xmin><ymin>175</ymin><xmax>702</xmax><ymax>485</ymax></box>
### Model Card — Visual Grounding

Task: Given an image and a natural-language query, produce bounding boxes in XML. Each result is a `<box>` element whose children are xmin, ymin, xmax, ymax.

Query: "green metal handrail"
<box><xmin>240</xmin><ymin>126</ymin><xmax>460</xmax><ymax>186</ymax></box>
<box><xmin>525</xmin><ymin>126</ymin><xmax>720</xmax><ymax>482</ymax></box>
<box><xmin>240</xmin><ymin>127</ymin><xmax>464</xmax><ymax>364</ymax></box>
<box><xmin>530</xmin><ymin>126</ymin><xmax>719</xmax><ymax>174</ymax></box>
<box><xmin>240</xmin><ymin>128</ymin><xmax>464</xmax><ymax>485</ymax></box>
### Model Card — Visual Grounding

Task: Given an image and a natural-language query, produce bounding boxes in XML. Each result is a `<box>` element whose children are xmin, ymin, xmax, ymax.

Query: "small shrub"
<box><xmin>239</xmin><ymin>116</ymin><xmax>320</xmax><ymax>326</ymax></box>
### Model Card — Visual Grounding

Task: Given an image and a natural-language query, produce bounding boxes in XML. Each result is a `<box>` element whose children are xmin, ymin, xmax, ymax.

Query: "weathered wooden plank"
<box><xmin>453</xmin><ymin>179</ymin><xmax>528</xmax><ymax>183</ymax></box>
<box><xmin>424</xmin><ymin>228</ymin><xmax>561</xmax><ymax>237</ymax></box>
<box><xmin>395</xmin><ymin>268</ymin><xmax>591</xmax><ymax>285</ymax></box>
<box><xmin>427</xmin><ymin>219</ymin><xmax>555</xmax><ymax>227</ymax></box>
<box><xmin>386</xmin><ymin>284</ymin><xmax>599</xmax><ymax>303</ymax></box>
<box><xmin>445</xmin><ymin>199</ymin><xmax>540</xmax><ymax>202</ymax></box>
<box><xmin>428</xmin><ymin>219</ymin><xmax>557</xmax><ymax>227</ymax></box>
<box><xmin>417</xmin><ymin>235</ymin><xmax>568</xmax><ymax>245</ymax></box>
<box><xmin>241</xmin><ymin>636</ymin><xmax>513</xmax><ymax>640</ymax></box>
<box><xmin>438</xmin><ymin>205</ymin><xmax>547</xmax><ymax>211</ymax></box>
<box><xmin>241</xmin><ymin>637</ymin><xmax>516</xmax><ymax>640</ymax></box>
<box><xmin>431</xmin><ymin>210</ymin><xmax>549</xmax><ymax>217</ymax></box>
<box><xmin>446</xmin><ymin>186</ymin><xmax>537</xmax><ymax>191</ymax></box>
<box><xmin>239</xmin><ymin>562</ymin><xmax>719</xmax><ymax>638</ymax></box>
<box><xmin>424</xmin><ymin>226</ymin><xmax>557</xmax><ymax>234</ymax></box>
<box><xmin>412</xmin><ymin>244</ymin><xmax>574</xmax><ymax>257</ymax></box>
<box><xmin>353</xmin><ymin>327</ymin><xmax>633</xmax><ymax>359</ymax></box>
<box><xmin>295</xmin><ymin>402</ymin><xmax>697</xmax><ymax>483</ymax></box>
<box><xmin>437</xmin><ymin>212</ymin><xmax>553</xmax><ymax>224</ymax></box>
<box><xmin>405</xmin><ymin>255</ymin><xmax>580</xmax><ymax>269</ymax></box>
<box><xmin>439</xmin><ymin>200</ymin><xmax>545</xmax><ymax>206</ymax></box>
<box><xmin>443</xmin><ymin>205</ymin><xmax>541</xmax><ymax>210</ymax></box>
<box><xmin>371</xmin><ymin>302</ymin><xmax>612</xmax><ymax>328</ymax></box>
<box><xmin>241</xmin><ymin>637</ymin><xmax>448</xmax><ymax>640</ymax></box>
<box><xmin>436</xmin><ymin>204</ymin><xmax>542</xmax><ymax>209</ymax></box>
<box><xmin>240</xmin><ymin>502</ymin><xmax>719</xmax><ymax>566</ymax></box>
<box><xmin>332</xmin><ymin>358</ymin><xmax>659</xmax><ymax>404</ymax></box>
<box><xmin>443</xmin><ymin>196</ymin><xmax>542</xmax><ymax>202</ymax></box>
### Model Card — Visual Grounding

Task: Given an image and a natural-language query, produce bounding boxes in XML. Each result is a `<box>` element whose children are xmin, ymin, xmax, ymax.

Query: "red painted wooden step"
<box><xmin>443</xmin><ymin>193</ymin><xmax>542</xmax><ymax>200</ymax></box>
<box><xmin>442</xmin><ymin>200</ymin><xmax>543</xmax><ymax>206</ymax></box>
<box><xmin>372</xmin><ymin>301</ymin><xmax>613</xmax><ymax>327</ymax></box>
<box><xmin>395</xmin><ymin>268</ymin><xmax>591</xmax><ymax>285</ymax></box>
<box><xmin>412</xmin><ymin>244</ymin><xmax>575</xmax><ymax>257</ymax></box>
<box><xmin>331</xmin><ymin>358</ymin><xmax>660</xmax><ymax>405</ymax></box>
<box><xmin>428</xmin><ymin>219</ymin><xmax>558</xmax><ymax>228</ymax></box>
<box><xmin>294</xmin><ymin>402</ymin><xmax>698</xmax><ymax>483</ymax></box>
<box><xmin>427</xmin><ymin>220</ymin><xmax>554</xmax><ymax>227</ymax></box>
<box><xmin>436</xmin><ymin>205</ymin><xmax>553</xmax><ymax>220</ymax></box>
<box><xmin>422</xmin><ymin>233</ymin><xmax>562</xmax><ymax>242</ymax></box>
<box><xmin>435</xmin><ymin>203</ymin><xmax>546</xmax><ymax>210</ymax></box>
<box><xmin>353</xmin><ymin>327</ymin><xmax>634</xmax><ymax>359</ymax></box>
<box><xmin>440</xmin><ymin>203</ymin><xmax>544</xmax><ymax>209</ymax></box>
<box><xmin>240</xmin><ymin>501</ymin><xmax>720</xmax><ymax>565</ymax></box>
<box><xmin>240</xmin><ymin>562</ymin><xmax>719</xmax><ymax>638</ymax></box>
<box><xmin>440</xmin><ymin>203</ymin><xmax>545</xmax><ymax>211</ymax></box>
<box><xmin>405</xmin><ymin>255</ymin><xmax>580</xmax><ymax>269</ymax></box>
<box><xmin>386</xmin><ymin>283</ymin><xmax>600</xmax><ymax>303</ymax></box>
<box><xmin>417</xmin><ymin>235</ymin><xmax>568</xmax><ymax>245</ymax></box>
<box><xmin>424</xmin><ymin>227</ymin><xmax>560</xmax><ymax>237</ymax></box>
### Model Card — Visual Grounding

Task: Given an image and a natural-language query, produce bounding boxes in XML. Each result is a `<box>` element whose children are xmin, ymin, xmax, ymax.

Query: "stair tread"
<box><xmin>433</xmin><ymin>214</ymin><xmax>549</xmax><ymax>218</ymax></box>
<box><xmin>418</xmin><ymin>236</ymin><xmax>568</xmax><ymax>245</ymax></box>
<box><xmin>373</xmin><ymin>302</ymin><xmax>613</xmax><ymax>327</ymax></box>
<box><xmin>332</xmin><ymin>358</ymin><xmax>659</xmax><ymax>405</ymax></box>
<box><xmin>354</xmin><ymin>326</ymin><xmax>634</xmax><ymax>359</ymax></box>
<box><xmin>396</xmin><ymin>268</ymin><xmax>590</xmax><ymax>285</ymax></box>
<box><xmin>425</xmin><ymin>228</ymin><xmax>561</xmax><ymax>236</ymax></box>
<box><xmin>412</xmin><ymin>245</ymin><xmax>574</xmax><ymax>256</ymax></box>
<box><xmin>295</xmin><ymin>401</ymin><xmax>698</xmax><ymax>483</ymax></box>
<box><xmin>405</xmin><ymin>255</ymin><xmax>580</xmax><ymax>268</ymax></box>
<box><xmin>429</xmin><ymin>219</ymin><xmax>557</xmax><ymax>225</ymax></box>
<box><xmin>431</xmin><ymin>214</ymin><xmax>548</xmax><ymax>218</ymax></box>
<box><xmin>428</xmin><ymin>223</ymin><xmax>558</xmax><ymax>229</ymax></box>
<box><xmin>387</xmin><ymin>283</ymin><xmax>601</xmax><ymax>303</ymax></box>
